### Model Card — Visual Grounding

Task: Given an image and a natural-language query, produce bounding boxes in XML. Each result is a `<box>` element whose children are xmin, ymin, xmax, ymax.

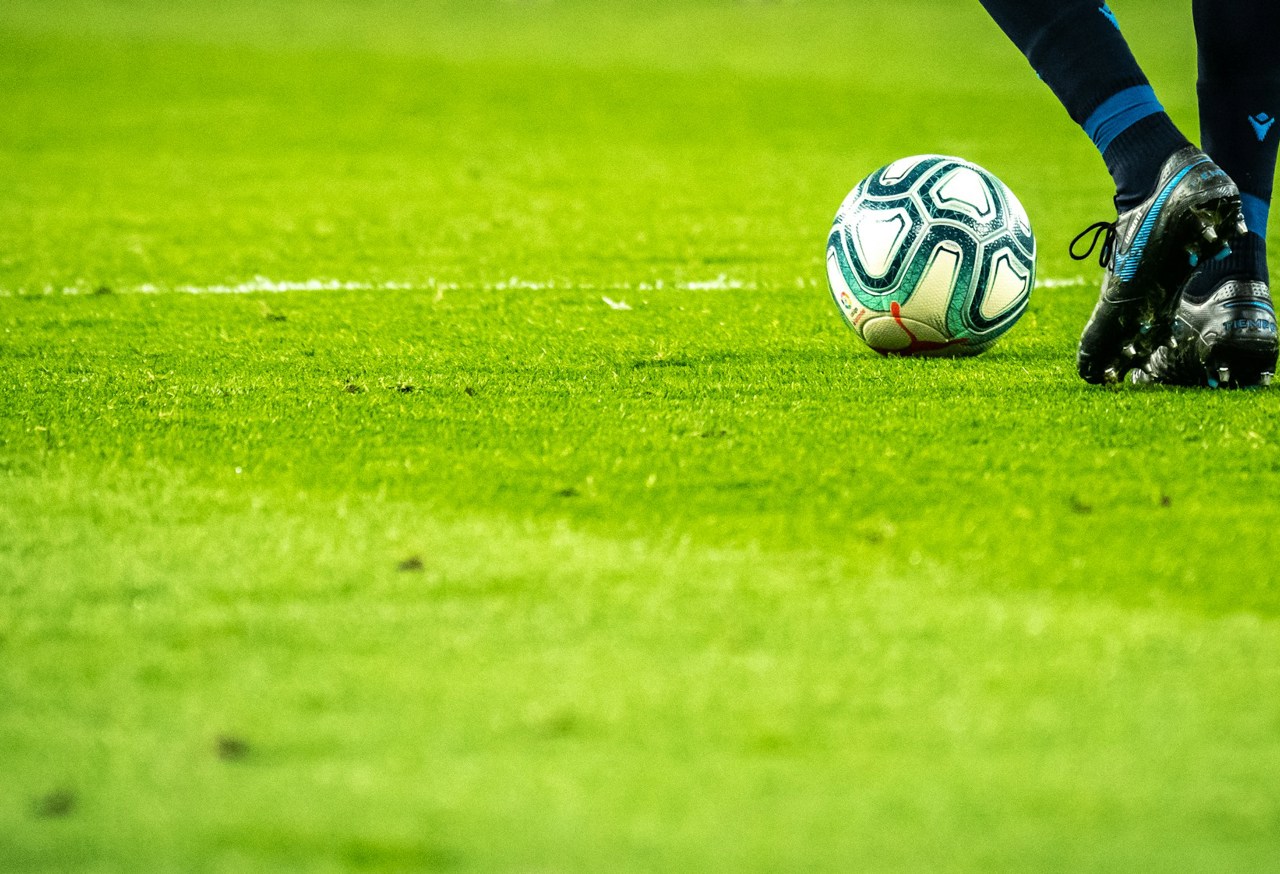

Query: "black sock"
<box><xmin>1182</xmin><ymin>233</ymin><xmax>1269</xmax><ymax>303</ymax></box>
<box><xmin>978</xmin><ymin>0</ymin><xmax>1188</xmax><ymax>208</ymax></box>
<box><xmin>1194</xmin><ymin>0</ymin><xmax>1280</xmax><ymax>241</ymax></box>
<box><xmin>1103</xmin><ymin>112</ymin><xmax>1190</xmax><ymax>211</ymax></box>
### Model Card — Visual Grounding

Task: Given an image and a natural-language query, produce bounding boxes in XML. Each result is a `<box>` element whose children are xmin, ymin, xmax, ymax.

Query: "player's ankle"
<box><xmin>1104</xmin><ymin>114</ymin><xmax>1191</xmax><ymax>211</ymax></box>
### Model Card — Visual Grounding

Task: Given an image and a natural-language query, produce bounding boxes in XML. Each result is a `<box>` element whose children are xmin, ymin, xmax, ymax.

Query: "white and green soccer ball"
<box><xmin>826</xmin><ymin>155</ymin><xmax>1036</xmax><ymax>356</ymax></box>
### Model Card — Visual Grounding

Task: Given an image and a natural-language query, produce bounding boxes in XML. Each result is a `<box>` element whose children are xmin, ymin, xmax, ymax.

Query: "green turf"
<box><xmin>2</xmin><ymin>2</ymin><xmax>1279</xmax><ymax>871</ymax></box>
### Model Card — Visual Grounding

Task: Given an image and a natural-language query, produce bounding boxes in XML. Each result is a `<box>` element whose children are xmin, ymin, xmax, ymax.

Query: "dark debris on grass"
<box><xmin>215</xmin><ymin>734</ymin><xmax>251</xmax><ymax>761</ymax></box>
<box><xmin>32</xmin><ymin>788</ymin><xmax>76</xmax><ymax>819</ymax></box>
<box><xmin>632</xmin><ymin>357</ymin><xmax>691</xmax><ymax>370</ymax></box>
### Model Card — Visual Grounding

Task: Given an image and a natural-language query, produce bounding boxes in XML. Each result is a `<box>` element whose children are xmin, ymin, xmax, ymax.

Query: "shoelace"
<box><xmin>1069</xmin><ymin>220</ymin><xmax>1118</xmax><ymax>270</ymax></box>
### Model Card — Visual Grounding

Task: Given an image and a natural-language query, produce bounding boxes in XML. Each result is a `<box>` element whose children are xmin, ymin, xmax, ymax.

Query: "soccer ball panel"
<box><xmin>929</xmin><ymin>165</ymin><xmax>995</xmax><ymax>221</ymax></box>
<box><xmin>879</xmin><ymin>154</ymin><xmax>942</xmax><ymax>185</ymax></box>
<box><xmin>850</xmin><ymin>208</ymin><xmax>911</xmax><ymax>279</ymax></box>
<box><xmin>898</xmin><ymin>241</ymin><xmax>961</xmax><ymax>339</ymax></box>
<box><xmin>861</xmin><ymin>312</ymin><xmax>951</xmax><ymax>352</ymax></box>
<box><xmin>1003</xmin><ymin>187</ymin><xmax>1032</xmax><ymax>229</ymax></box>
<box><xmin>979</xmin><ymin>248</ymin><xmax>1033</xmax><ymax>321</ymax></box>
<box><xmin>866</xmin><ymin>155</ymin><xmax>946</xmax><ymax>197</ymax></box>
<box><xmin>1003</xmin><ymin>189</ymin><xmax>1036</xmax><ymax>258</ymax></box>
<box><xmin>828</xmin><ymin>195</ymin><xmax>926</xmax><ymax>294</ymax></box>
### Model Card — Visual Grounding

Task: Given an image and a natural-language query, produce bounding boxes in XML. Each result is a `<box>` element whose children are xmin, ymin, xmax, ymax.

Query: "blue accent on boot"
<box><xmin>1242</xmin><ymin>193</ymin><xmax>1270</xmax><ymax>237</ymax></box>
<box><xmin>1114</xmin><ymin>158</ymin><xmax>1206</xmax><ymax>281</ymax></box>
<box><xmin>1099</xmin><ymin>3</ymin><xmax>1119</xmax><ymax>29</ymax></box>
<box><xmin>1084</xmin><ymin>85</ymin><xmax>1164</xmax><ymax>154</ymax></box>
<box><xmin>1223</xmin><ymin>299</ymin><xmax>1276</xmax><ymax>314</ymax></box>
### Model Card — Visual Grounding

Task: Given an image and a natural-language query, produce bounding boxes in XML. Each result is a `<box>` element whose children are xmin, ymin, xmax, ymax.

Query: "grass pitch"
<box><xmin>2</xmin><ymin>2</ymin><xmax>1280</xmax><ymax>871</ymax></box>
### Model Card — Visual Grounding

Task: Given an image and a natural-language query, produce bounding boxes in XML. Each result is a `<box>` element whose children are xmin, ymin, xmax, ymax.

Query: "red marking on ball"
<box><xmin>885</xmin><ymin>301</ymin><xmax>969</xmax><ymax>356</ymax></box>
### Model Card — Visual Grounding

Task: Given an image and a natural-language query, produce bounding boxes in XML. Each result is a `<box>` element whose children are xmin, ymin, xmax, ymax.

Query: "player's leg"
<box><xmin>1136</xmin><ymin>0</ymin><xmax>1280</xmax><ymax>387</ymax></box>
<box><xmin>978</xmin><ymin>0</ymin><xmax>1246</xmax><ymax>383</ymax></box>
<box><xmin>979</xmin><ymin>0</ymin><xmax>1184</xmax><ymax>209</ymax></box>
<box><xmin>1196</xmin><ymin>0</ymin><xmax>1280</xmax><ymax>257</ymax></box>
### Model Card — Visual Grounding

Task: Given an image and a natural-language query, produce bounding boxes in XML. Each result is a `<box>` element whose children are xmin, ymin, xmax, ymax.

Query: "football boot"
<box><xmin>1071</xmin><ymin>145</ymin><xmax>1246</xmax><ymax>384</ymax></box>
<box><xmin>1130</xmin><ymin>276</ymin><xmax>1277</xmax><ymax>388</ymax></box>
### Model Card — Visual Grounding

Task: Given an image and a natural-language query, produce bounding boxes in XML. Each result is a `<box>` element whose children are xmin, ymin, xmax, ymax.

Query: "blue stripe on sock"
<box><xmin>1242</xmin><ymin>193</ymin><xmax>1270</xmax><ymax>237</ymax></box>
<box><xmin>1084</xmin><ymin>85</ymin><xmax>1165</xmax><ymax>154</ymax></box>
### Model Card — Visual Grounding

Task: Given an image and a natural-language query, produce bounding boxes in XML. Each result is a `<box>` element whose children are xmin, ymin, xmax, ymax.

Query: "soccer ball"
<box><xmin>826</xmin><ymin>155</ymin><xmax>1036</xmax><ymax>356</ymax></box>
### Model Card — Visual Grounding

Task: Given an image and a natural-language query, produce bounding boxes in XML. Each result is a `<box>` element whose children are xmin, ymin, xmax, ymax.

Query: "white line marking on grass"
<box><xmin>166</xmin><ymin>277</ymin><xmax>417</xmax><ymax>294</ymax></box>
<box><xmin>0</xmin><ymin>276</ymin><xmax>417</xmax><ymax>298</ymax></box>
<box><xmin>0</xmin><ymin>274</ymin><xmax>1090</xmax><ymax>298</ymax></box>
<box><xmin>0</xmin><ymin>275</ymin><xmax>766</xmax><ymax>297</ymax></box>
<box><xmin>1035</xmin><ymin>276</ymin><xmax>1088</xmax><ymax>288</ymax></box>
<box><xmin>681</xmin><ymin>274</ymin><xmax>748</xmax><ymax>291</ymax></box>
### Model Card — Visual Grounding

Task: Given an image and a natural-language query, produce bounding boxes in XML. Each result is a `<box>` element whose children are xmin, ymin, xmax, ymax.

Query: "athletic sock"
<box><xmin>1181</xmin><ymin>232</ymin><xmax>1269</xmax><ymax>303</ymax></box>
<box><xmin>979</xmin><ymin>0</ymin><xmax>1188</xmax><ymax>209</ymax></box>
<box><xmin>1193</xmin><ymin>0</ymin><xmax>1280</xmax><ymax>247</ymax></box>
<box><xmin>1092</xmin><ymin>102</ymin><xmax>1189</xmax><ymax>211</ymax></box>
